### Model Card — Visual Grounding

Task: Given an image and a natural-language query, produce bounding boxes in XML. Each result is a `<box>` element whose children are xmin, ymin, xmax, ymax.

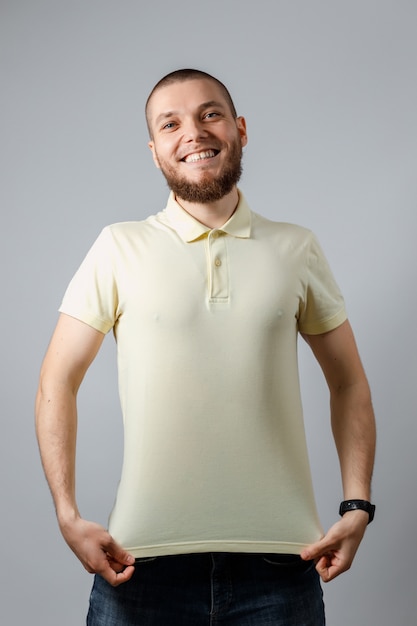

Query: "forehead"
<box><xmin>148</xmin><ymin>78</ymin><xmax>230</xmax><ymax>125</ymax></box>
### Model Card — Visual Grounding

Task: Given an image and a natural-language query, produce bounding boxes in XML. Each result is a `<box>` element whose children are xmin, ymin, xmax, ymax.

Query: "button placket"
<box><xmin>207</xmin><ymin>230</ymin><xmax>229</xmax><ymax>302</ymax></box>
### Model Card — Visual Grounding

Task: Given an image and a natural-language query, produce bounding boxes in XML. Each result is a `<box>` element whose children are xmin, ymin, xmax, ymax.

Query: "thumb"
<box><xmin>105</xmin><ymin>537</ymin><xmax>135</xmax><ymax>566</ymax></box>
<box><xmin>300</xmin><ymin>537</ymin><xmax>328</xmax><ymax>562</ymax></box>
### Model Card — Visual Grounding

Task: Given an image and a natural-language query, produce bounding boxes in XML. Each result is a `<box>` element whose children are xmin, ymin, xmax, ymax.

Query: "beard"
<box><xmin>156</xmin><ymin>138</ymin><xmax>243</xmax><ymax>204</ymax></box>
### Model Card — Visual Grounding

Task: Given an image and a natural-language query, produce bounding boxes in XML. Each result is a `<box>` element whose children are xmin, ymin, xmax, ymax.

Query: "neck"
<box><xmin>175</xmin><ymin>187</ymin><xmax>239</xmax><ymax>229</ymax></box>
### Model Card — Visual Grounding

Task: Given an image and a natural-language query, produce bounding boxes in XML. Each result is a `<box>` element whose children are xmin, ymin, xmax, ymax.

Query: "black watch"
<box><xmin>339</xmin><ymin>499</ymin><xmax>375</xmax><ymax>524</ymax></box>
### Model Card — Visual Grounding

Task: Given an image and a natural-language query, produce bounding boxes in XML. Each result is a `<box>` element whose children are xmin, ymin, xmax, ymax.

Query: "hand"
<box><xmin>300</xmin><ymin>510</ymin><xmax>369</xmax><ymax>582</ymax></box>
<box><xmin>59</xmin><ymin>516</ymin><xmax>135</xmax><ymax>586</ymax></box>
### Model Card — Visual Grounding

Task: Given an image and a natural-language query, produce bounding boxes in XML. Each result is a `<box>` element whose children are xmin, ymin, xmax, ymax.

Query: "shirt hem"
<box><xmin>124</xmin><ymin>539</ymin><xmax>318</xmax><ymax>559</ymax></box>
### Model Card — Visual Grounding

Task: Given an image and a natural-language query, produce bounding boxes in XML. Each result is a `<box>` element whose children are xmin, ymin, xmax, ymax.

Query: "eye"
<box><xmin>204</xmin><ymin>111</ymin><xmax>221</xmax><ymax>119</ymax></box>
<box><xmin>161</xmin><ymin>121</ymin><xmax>177</xmax><ymax>131</ymax></box>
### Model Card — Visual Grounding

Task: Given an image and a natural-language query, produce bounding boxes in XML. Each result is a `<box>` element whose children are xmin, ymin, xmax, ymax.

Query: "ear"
<box><xmin>148</xmin><ymin>141</ymin><xmax>161</xmax><ymax>169</ymax></box>
<box><xmin>236</xmin><ymin>116</ymin><xmax>248</xmax><ymax>148</ymax></box>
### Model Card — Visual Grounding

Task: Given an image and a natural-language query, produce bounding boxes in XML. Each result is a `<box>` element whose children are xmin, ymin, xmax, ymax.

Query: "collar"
<box><xmin>158</xmin><ymin>190</ymin><xmax>252</xmax><ymax>243</ymax></box>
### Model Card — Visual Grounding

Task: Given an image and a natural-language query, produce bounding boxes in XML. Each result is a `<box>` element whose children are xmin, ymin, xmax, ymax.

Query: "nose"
<box><xmin>183</xmin><ymin>116</ymin><xmax>208</xmax><ymax>141</ymax></box>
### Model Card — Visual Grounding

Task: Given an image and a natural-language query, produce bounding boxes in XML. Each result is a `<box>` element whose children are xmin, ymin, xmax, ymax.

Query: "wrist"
<box><xmin>56</xmin><ymin>505</ymin><xmax>81</xmax><ymax>530</ymax></box>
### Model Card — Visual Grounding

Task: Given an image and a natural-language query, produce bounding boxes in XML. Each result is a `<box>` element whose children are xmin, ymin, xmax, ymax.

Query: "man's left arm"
<box><xmin>300</xmin><ymin>319</ymin><xmax>376</xmax><ymax>582</ymax></box>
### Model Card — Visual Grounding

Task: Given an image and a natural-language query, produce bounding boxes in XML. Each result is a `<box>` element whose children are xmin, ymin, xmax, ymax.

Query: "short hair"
<box><xmin>145</xmin><ymin>69</ymin><xmax>237</xmax><ymax>138</ymax></box>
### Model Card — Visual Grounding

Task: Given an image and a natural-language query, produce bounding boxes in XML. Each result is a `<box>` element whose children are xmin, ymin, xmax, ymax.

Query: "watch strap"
<box><xmin>339</xmin><ymin>499</ymin><xmax>375</xmax><ymax>524</ymax></box>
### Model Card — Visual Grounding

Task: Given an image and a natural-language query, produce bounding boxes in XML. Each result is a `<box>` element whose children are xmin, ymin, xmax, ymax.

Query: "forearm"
<box><xmin>35</xmin><ymin>378</ymin><xmax>135</xmax><ymax>585</ymax></box>
<box><xmin>330</xmin><ymin>379</ymin><xmax>376</xmax><ymax>501</ymax></box>
<box><xmin>301</xmin><ymin>382</ymin><xmax>375</xmax><ymax>581</ymax></box>
<box><xmin>35</xmin><ymin>314</ymin><xmax>105</xmax><ymax>524</ymax></box>
<box><xmin>35</xmin><ymin>381</ymin><xmax>80</xmax><ymax>525</ymax></box>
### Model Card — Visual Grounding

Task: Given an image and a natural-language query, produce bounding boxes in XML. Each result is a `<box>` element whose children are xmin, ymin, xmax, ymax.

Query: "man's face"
<box><xmin>147</xmin><ymin>79</ymin><xmax>247</xmax><ymax>203</ymax></box>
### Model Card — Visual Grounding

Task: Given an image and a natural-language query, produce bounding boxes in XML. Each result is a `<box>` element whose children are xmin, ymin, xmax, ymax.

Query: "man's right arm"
<box><xmin>35</xmin><ymin>313</ymin><xmax>135</xmax><ymax>585</ymax></box>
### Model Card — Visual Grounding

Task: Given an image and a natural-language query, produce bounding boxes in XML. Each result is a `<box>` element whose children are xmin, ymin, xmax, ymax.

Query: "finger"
<box><xmin>300</xmin><ymin>538</ymin><xmax>331</xmax><ymax>562</ymax></box>
<box><xmin>105</xmin><ymin>538</ymin><xmax>135</xmax><ymax>567</ymax></box>
<box><xmin>96</xmin><ymin>557</ymin><xmax>136</xmax><ymax>587</ymax></box>
<box><xmin>106</xmin><ymin>555</ymin><xmax>127</xmax><ymax>573</ymax></box>
<box><xmin>316</xmin><ymin>555</ymin><xmax>346</xmax><ymax>583</ymax></box>
<box><xmin>107</xmin><ymin>564</ymin><xmax>136</xmax><ymax>587</ymax></box>
<box><xmin>315</xmin><ymin>556</ymin><xmax>334</xmax><ymax>583</ymax></box>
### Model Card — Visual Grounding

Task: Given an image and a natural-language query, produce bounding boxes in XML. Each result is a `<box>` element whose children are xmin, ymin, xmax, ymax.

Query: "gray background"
<box><xmin>1</xmin><ymin>1</ymin><xmax>416</xmax><ymax>624</ymax></box>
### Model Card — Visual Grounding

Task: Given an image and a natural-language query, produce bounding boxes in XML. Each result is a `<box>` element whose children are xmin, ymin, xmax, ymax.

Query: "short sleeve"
<box><xmin>59</xmin><ymin>227</ymin><xmax>118</xmax><ymax>334</ymax></box>
<box><xmin>298</xmin><ymin>232</ymin><xmax>347</xmax><ymax>335</ymax></box>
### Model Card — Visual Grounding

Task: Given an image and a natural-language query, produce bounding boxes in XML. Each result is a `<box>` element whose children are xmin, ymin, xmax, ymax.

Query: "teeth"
<box><xmin>184</xmin><ymin>150</ymin><xmax>216</xmax><ymax>163</ymax></box>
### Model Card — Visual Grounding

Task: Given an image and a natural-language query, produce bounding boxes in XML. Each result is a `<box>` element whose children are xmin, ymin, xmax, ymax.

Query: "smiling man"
<box><xmin>36</xmin><ymin>69</ymin><xmax>376</xmax><ymax>625</ymax></box>
<box><xmin>146</xmin><ymin>76</ymin><xmax>246</xmax><ymax>216</ymax></box>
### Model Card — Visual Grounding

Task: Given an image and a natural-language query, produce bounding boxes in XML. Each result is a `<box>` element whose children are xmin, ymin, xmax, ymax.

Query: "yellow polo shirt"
<box><xmin>60</xmin><ymin>191</ymin><xmax>347</xmax><ymax>557</ymax></box>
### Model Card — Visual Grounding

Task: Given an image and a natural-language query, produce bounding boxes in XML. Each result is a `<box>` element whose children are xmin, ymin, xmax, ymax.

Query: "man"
<box><xmin>36</xmin><ymin>69</ymin><xmax>376</xmax><ymax>625</ymax></box>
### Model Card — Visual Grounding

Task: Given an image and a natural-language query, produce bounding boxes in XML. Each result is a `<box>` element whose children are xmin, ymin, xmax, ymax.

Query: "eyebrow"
<box><xmin>154</xmin><ymin>100</ymin><xmax>227</xmax><ymax>127</ymax></box>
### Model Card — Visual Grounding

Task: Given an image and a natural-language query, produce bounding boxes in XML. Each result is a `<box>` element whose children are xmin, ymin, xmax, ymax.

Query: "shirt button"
<box><xmin>214</xmin><ymin>258</ymin><xmax>222</xmax><ymax>267</ymax></box>
<box><xmin>211</xmin><ymin>230</ymin><xmax>219</xmax><ymax>238</ymax></box>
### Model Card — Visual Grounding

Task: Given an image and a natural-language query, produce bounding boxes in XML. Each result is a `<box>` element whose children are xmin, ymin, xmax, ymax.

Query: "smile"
<box><xmin>182</xmin><ymin>150</ymin><xmax>219</xmax><ymax>163</ymax></box>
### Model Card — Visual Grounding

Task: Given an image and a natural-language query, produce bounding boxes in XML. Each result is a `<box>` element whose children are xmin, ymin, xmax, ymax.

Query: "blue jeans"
<box><xmin>87</xmin><ymin>552</ymin><xmax>325</xmax><ymax>625</ymax></box>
